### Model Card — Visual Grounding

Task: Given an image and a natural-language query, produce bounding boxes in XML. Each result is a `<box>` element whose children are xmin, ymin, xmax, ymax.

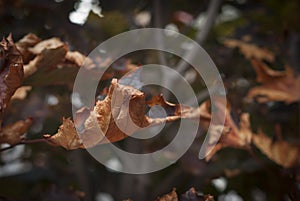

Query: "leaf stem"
<box><xmin>0</xmin><ymin>138</ymin><xmax>48</xmax><ymax>152</ymax></box>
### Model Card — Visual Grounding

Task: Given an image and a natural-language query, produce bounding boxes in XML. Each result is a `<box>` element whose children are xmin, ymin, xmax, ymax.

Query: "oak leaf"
<box><xmin>247</xmin><ymin>58</ymin><xmax>300</xmax><ymax>103</ymax></box>
<box><xmin>0</xmin><ymin>118</ymin><xmax>32</xmax><ymax>145</ymax></box>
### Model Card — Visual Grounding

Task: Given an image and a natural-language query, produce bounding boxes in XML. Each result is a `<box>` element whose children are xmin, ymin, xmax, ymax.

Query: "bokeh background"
<box><xmin>0</xmin><ymin>0</ymin><xmax>300</xmax><ymax>201</ymax></box>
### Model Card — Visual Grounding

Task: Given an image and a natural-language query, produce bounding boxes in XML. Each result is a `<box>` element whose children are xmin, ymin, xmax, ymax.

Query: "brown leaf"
<box><xmin>252</xmin><ymin>130</ymin><xmax>300</xmax><ymax>168</ymax></box>
<box><xmin>45</xmin><ymin>79</ymin><xmax>215</xmax><ymax>150</ymax></box>
<box><xmin>44</xmin><ymin>118</ymin><xmax>83</xmax><ymax>150</ymax></box>
<box><xmin>0</xmin><ymin>34</ymin><xmax>24</xmax><ymax>123</ymax></box>
<box><xmin>0</xmin><ymin>118</ymin><xmax>32</xmax><ymax>145</ymax></box>
<box><xmin>155</xmin><ymin>189</ymin><xmax>178</xmax><ymax>201</ymax></box>
<box><xmin>247</xmin><ymin>59</ymin><xmax>300</xmax><ymax>103</ymax></box>
<box><xmin>65</xmin><ymin>51</ymin><xmax>87</xmax><ymax>67</ymax></box>
<box><xmin>24</xmin><ymin>38</ymin><xmax>68</xmax><ymax>78</ymax></box>
<box><xmin>223</xmin><ymin>38</ymin><xmax>274</xmax><ymax>62</ymax></box>
<box><xmin>181</xmin><ymin>188</ymin><xmax>214</xmax><ymax>201</ymax></box>
<box><xmin>15</xmin><ymin>33</ymin><xmax>41</xmax><ymax>64</ymax></box>
<box><xmin>11</xmin><ymin>86</ymin><xmax>32</xmax><ymax>100</ymax></box>
<box><xmin>205</xmin><ymin>111</ymin><xmax>252</xmax><ymax>161</ymax></box>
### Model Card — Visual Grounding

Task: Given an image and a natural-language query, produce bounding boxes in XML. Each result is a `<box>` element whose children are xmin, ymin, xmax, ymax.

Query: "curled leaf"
<box><xmin>45</xmin><ymin>79</ymin><xmax>213</xmax><ymax>150</ymax></box>
<box><xmin>0</xmin><ymin>118</ymin><xmax>32</xmax><ymax>145</ymax></box>
<box><xmin>0</xmin><ymin>34</ymin><xmax>24</xmax><ymax>122</ymax></box>
<box><xmin>15</xmin><ymin>33</ymin><xmax>41</xmax><ymax>63</ymax></box>
<box><xmin>24</xmin><ymin>37</ymin><xmax>68</xmax><ymax>78</ymax></box>
<box><xmin>44</xmin><ymin>118</ymin><xmax>83</xmax><ymax>150</ymax></box>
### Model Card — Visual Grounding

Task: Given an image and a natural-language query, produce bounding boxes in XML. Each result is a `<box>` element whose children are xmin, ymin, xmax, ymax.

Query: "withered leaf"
<box><xmin>44</xmin><ymin>79</ymin><xmax>151</xmax><ymax>149</ymax></box>
<box><xmin>205</xmin><ymin>110</ymin><xmax>252</xmax><ymax>161</ymax></box>
<box><xmin>45</xmin><ymin>79</ymin><xmax>213</xmax><ymax>150</ymax></box>
<box><xmin>252</xmin><ymin>130</ymin><xmax>299</xmax><ymax>168</ymax></box>
<box><xmin>181</xmin><ymin>188</ymin><xmax>214</xmax><ymax>201</ymax></box>
<box><xmin>223</xmin><ymin>38</ymin><xmax>274</xmax><ymax>62</ymax></box>
<box><xmin>44</xmin><ymin>118</ymin><xmax>84</xmax><ymax>150</ymax></box>
<box><xmin>155</xmin><ymin>189</ymin><xmax>178</xmax><ymax>201</ymax></box>
<box><xmin>15</xmin><ymin>33</ymin><xmax>41</xmax><ymax>64</ymax></box>
<box><xmin>247</xmin><ymin>58</ymin><xmax>300</xmax><ymax>103</ymax></box>
<box><xmin>0</xmin><ymin>118</ymin><xmax>32</xmax><ymax>145</ymax></box>
<box><xmin>0</xmin><ymin>34</ymin><xmax>24</xmax><ymax>123</ymax></box>
<box><xmin>11</xmin><ymin>86</ymin><xmax>32</xmax><ymax>100</ymax></box>
<box><xmin>24</xmin><ymin>37</ymin><xmax>68</xmax><ymax>78</ymax></box>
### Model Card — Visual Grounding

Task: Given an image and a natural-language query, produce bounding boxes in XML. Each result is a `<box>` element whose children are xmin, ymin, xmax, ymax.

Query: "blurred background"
<box><xmin>0</xmin><ymin>0</ymin><xmax>300</xmax><ymax>201</ymax></box>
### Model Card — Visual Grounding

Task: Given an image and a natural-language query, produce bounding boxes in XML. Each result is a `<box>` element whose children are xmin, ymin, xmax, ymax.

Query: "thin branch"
<box><xmin>0</xmin><ymin>138</ymin><xmax>47</xmax><ymax>152</ymax></box>
<box><xmin>164</xmin><ymin>0</ymin><xmax>223</xmax><ymax>99</ymax></box>
<box><xmin>153</xmin><ymin>0</ymin><xmax>168</xmax><ymax>66</ymax></box>
<box><xmin>176</xmin><ymin>0</ymin><xmax>223</xmax><ymax>74</ymax></box>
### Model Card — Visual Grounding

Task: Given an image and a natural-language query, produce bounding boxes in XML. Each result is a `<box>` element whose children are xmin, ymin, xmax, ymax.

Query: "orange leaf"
<box><xmin>45</xmin><ymin>79</ymin><xmax>213</xmax><ymax>150</ymax></box>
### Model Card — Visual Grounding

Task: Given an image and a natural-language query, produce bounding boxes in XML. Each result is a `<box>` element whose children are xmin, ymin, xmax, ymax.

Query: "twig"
<box><xmin>153</xmin><ymin>0</ymin><xmax>168</xmax><ymax>66</ymax></box>
<box><xmin>164</xmin><ymin>0</ymin><xmax>223</xmax><ymax>99</ymax></box>
<box><xmin>0</xmin><ymin>138</ymin><xmax>47</xmax><ymax>152</ymax></box>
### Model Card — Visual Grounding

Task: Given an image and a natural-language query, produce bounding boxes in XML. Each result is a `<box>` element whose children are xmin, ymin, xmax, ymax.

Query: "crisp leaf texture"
<box><xmin>247</xmin><ymin>58</ymin><xmax>300</xmax><ymax>103</ymax></box>
<box><xmin>223</xmin><ymin>39</ymin><xmax>274</xmax><ymax>62</ymax></box>
<box><xmin>0</xmin><ymin>118</ymin><xmax>32</xmax><ymax>145</ymax></box>
<box><xmin>44</xmin><ymin>118</ymin><xmax>84</xmax><ymax>150</ymax></box>
<box><xmin>44</xmin><ymin>79</ymin><xmax>210</xmax><ymax>150</ymax></box>
<box><xmin>252</xmin><ymin>130</ymin><xmax>299</xmax><ymax>168</ymax></box>
<box><xmin>0</xmin><ymin>34</ymin><xmax>24</xmax><ymax>123</ymax></box>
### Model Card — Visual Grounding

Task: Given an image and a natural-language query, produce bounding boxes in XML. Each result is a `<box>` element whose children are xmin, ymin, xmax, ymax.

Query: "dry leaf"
<box><xmin>44</xmin><ymin>118</ymin><xmax>83</xmax><ymax>150</ymax></box>
<box><xmin>15</xmin><ymin>33</ymin><xmax>41</xmax><ymax>64</ymax></box>
<box><xmin>65</xmin><ymin>51</ymin><xmax>88</xmax><ymax>67</ymax></box>
<box><xmin>0</xmin><ymin>34</ymin><xmax>24</xmax><ymax>123</ymax></box>
<box><xmin>223</xmin><ymin>38</ymin><xmax>274</xmax><ymax>62</ymax></box>
<box><xmin>181</xmin><ymin>188</ymin><xmax>214</xmax><ymax>201</ymax></box>
<box><xmin>11</xmin><ymin>86</ymin><xmax>32</xmax><ymax>100</ymax></box>
<box><xmin>0</xmin><ymin>118</ymin><xmax>32</xmax><ymax>145</ymax></box>
<box><xmin>155</xmin><ymin>189</ymin><xmax>178</xmax><ymax>201</ymax></box>
<box><xmin>205</xmin><ymin>110</ymin><xmax>252</xmax><ymax>161</ymax></box>
<box><xmin>45</xmin><ymin>79</ymin><xmax>214</xmax><ymax>150</ymax></box>
<box><xmin>24</xmin><ymin>38</ymin><xmax>68</xmax><ymax>77</ymax></box>
<box><xmin>247</xmin><ymin>58</ymin><xmax>300</xmax><ymax>103</ymax></box>
<box><xmin>252</xmin><ymin>130</ymin><xmax>299</xmax><ymax>168</ymax></box>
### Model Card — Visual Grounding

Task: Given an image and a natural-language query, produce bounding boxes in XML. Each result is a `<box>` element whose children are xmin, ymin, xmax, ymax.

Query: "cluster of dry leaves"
<box><xmin>0</xmin><ymin>34</ymin><xmax>299</xmax><ymax>174</ymax></box>
<box><xmin>151</xmin><ymin>188</ymin><xmax>213</xmax><ymax>201</ymax></box>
